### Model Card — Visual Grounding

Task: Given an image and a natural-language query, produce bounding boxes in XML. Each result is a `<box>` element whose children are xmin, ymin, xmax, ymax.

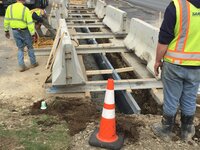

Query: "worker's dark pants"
<box><xmin>12</xmin><ymin>29</ymin><xmax>36</xmax><ymax>67</ymax></box>
<box><xmin>162</xmin><ymin>62</ymin><xmax>200</xmax><ymax>116</ymax></box>
<box><xmin>36</xmin><ymin>18</ymin><xmax>56</xmax><ymax>39</ymax></box>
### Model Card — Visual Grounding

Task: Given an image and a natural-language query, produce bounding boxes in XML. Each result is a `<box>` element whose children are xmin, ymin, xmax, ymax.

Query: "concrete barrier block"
<box><xmin>52</xmin><ymin>19</ymin><xmax>85</xmax><ymax>86</ymax></box>
<box><xmin>52</xmin><ymin>20</ymin><xmax>67</xmax><ymax>86</ymax></box>
<box><xmin>49</xmin><ymin>7</ymin><xmax>59</xmax><ymax>29</ymax></box>
<box><xmin>87</xmin><ymin>0</ymin><xmax>96</xmax><ymax>8</ymax></box>
<box><xmin>94</xmin><ymin>0</ymin><xmax>106</xmax><ymax>19</ymax></box>
<box><xmin>124</xmin><ymin>18</ymin><xmax>159</xmax><ymax>75</ymax></box>
<box><xmin>59</xmin><ymin>0</ymin><xmax>69</xmax><ymax>19</ymax></box>
<box><xmin>64</xmin><ymin>0</ymin><xmax>69</xmax><ymax>7</ymax></box>
<box><xmin>103</xmin><ymin>5</ymin><xmax>127</xmax><ymax>34</ymax></box>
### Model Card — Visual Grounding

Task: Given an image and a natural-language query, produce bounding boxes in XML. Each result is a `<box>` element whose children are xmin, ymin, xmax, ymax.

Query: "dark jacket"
<box><xmin>32</xmin><ymin>12</ymin><xmax>43</xmax><ymax>23</ymax></box>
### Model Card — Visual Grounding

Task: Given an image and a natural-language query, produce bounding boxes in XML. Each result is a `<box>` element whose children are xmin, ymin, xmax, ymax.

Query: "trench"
<box><xmin>76</xmin><ymin>27</ymin><xmax>162</xmax><ymax>115</ymax></box>
<box><xmin>27</xmin><ymin>3</ymin><xmax>200</xmax><ymax>144</ymax></box>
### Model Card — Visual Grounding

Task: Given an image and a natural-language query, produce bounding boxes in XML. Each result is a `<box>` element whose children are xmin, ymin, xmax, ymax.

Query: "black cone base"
<box><xmin>89</xmin><ymin>128</ymin><xmax>124</xmax><ymax>150</ymax></box>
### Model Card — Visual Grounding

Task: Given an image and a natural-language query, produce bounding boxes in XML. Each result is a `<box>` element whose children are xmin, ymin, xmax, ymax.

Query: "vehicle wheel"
<box><xmin>41</xmin><ymin>0</ymin><xmax>47</xmax><ymax>8</ymax></box>
<box><xmin>34</xmin><ymin>0</ymin><xmax>41</xmax><ymax>8</ymax></box>
<box><xmin>0</xmin><ymin>5</ymin><xmax>5</xmax><ymax>16</ymax></box>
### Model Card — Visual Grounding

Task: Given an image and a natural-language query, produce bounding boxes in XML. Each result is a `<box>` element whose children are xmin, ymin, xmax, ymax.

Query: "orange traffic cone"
<box><xmin>89</xmin><ymin>79</ymin><xmax>124</xmax><ymax>150</ymax></box>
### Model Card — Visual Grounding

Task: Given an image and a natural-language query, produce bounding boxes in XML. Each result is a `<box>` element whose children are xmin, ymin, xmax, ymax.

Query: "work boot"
<box><xmin>181</xmin><ymin>114</ymin><xmax>195</xmax><ymax>142</ymax></box>
<box><xmin>30</xmin><ymin>62</ymin><xmax>39</xmax><ymax>68</ymax></box>
<box><xmin>19</xmin><ymin>65</ymin><xmax>29</xmax><ymax>72</ymax></box>
<box><xmin>152</xmin><ymin>114</ymin><xmax>175</xmax><ymax>142</ymax></box>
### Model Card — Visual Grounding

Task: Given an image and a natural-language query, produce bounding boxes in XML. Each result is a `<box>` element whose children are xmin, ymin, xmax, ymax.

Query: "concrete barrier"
<box><xmin>124</xmin><ymin>18</ymin><xmax>159</xmax><ymax>75</ymax></box>
<box><xmin>49</xmin><ymin>0</ymin><xmax>68</xmax><ymax>29</ymax></box>
<box><xmin>52</xmin><ymin>19</ymin><xmax>85</xmax><ymax>85</ymax></box>
<box><xmin>59</xmin><ymin>0</ymin><xmax>68</xmax><ymax>19</ymax></box>
<box><xmin>64</xmin><ymin>0</ymin><xmax>69</xmax><ymax>7</ymax></box>
<box><xmin>52</xmin><ymin>19</ymin><xmax>67</xmax><ymax>85</ymax></box>
<box><xmin>48</xmin><ymin>3</ymin><xmax>59</xmax><ymax>29</ymax></box>
<box><xmin>103</xmin><ymin>5</ymin><xmax>127</xmax><ymax>34</ymax></box>
<box><xmin>94</xmin><ymin>0</ymin><xmax>106</xmax><ymax>19</ymax></box>
<box><xmin>87</xmin><ymin>0</ymin><xmax>96</xmax><ymax>8</ymax></box>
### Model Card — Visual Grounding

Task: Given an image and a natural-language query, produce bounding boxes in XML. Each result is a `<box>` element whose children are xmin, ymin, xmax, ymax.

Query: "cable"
<box><xmin>71</xmin><ymin>38</ymin><xmax>79</xmax><ymax>47</ymax></box>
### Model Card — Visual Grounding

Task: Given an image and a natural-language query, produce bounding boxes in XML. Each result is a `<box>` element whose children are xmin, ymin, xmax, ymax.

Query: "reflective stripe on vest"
<box><xmin>175</xmin><ymin>0</ymin><xmax>189</xmax><ymax>52</ymax></box>
<box><xmin>8</xmin><ymin>4</ymin><xmax>27</xmax><ymax>23</ymax></box>
<box><xmin>165</xmin><ymin>50</ymin><xmax>200</xmax><ymax>60</ymax></box>
<box><xmin>165</xmin><ymin>0</ymin><xmax>200</xmax><ymax>65</ymax></box>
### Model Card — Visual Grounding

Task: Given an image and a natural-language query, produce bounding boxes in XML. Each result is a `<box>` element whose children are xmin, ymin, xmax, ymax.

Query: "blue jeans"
<box><xmin>161</xmin><ymin>62</ymin><xmax>200</xmax><ymax>116</ymax></box>
<box><xmin>12</xmin><ymin>29</ymin><xmax>36</xmax><ymax>66</ymax></box>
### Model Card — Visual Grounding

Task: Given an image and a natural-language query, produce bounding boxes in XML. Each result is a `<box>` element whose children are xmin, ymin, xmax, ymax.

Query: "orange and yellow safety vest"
<box><xmin>164</xmin><ymin>0</ymin><xmax>200</xmax><ymax>66</ymax></box>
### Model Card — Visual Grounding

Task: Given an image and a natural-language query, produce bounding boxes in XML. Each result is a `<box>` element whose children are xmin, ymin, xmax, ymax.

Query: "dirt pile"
<box><xmin>29</xmin><ymin>97</ymin><xmax>146</xmax><ymax>140</ymax></box>
<box><xmin>30</xmin><ymin>97</ymin><xmax>101</xmax><ymax>136</ymax></box>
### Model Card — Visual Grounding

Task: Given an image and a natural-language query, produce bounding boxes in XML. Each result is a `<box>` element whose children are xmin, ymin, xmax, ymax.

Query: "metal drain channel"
<box><xmin>74</xmin><ymin>23</ymin><xmax>141</xmax><ymax>114</ymax></box>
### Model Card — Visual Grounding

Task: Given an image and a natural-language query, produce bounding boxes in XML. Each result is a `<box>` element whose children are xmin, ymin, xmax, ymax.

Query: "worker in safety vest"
<box><xmin>4</xmin><ymin>0</ymin><xmax>38</xmax><ymax>72</ymax></box>
<box><xmin>31</xmin><ymin>8</ymin><xmax>56</xmax><ymax>39</ymax></box>
<box><xmin>152</xmin><ymin>0</ymin><xmax>200</xmax><ymax>142</ymax></box>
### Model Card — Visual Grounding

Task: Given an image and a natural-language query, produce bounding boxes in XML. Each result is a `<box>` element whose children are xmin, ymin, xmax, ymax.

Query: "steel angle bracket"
<box><xmin>47</xmin><ymin>79</ymin><xmax>162</xmax><ymax>93</ymax></box>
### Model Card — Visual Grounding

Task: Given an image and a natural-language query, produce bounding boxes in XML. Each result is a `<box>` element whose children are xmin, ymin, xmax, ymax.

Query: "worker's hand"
<box><xmin>35</xmin><ymin>23</ymin><xmax>42</xmax><ymax>29</ymax></box>
<box><xmin>32</xmin><ymin>34</ymin><xmax>37</xmax><ymax>43</ymax></box>
<box><xmin>5</xmin><ymin>32</ymin><xmax>10</xmax><ymax>39</ymax></box>
<box><xmin>154</xmin><ymin>61</ymin><xmax>163</xmax><ymax>76</ymax></box>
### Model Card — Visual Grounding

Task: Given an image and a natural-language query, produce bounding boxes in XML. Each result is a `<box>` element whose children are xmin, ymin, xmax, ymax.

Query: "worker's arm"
<box><xmin>4</xmin><ymin>6</ymin><xmax>11</xmax><ymax>39</ymax></box>
<box><xmin>26</xmin><ymin>8</ymin><xmax>35</xmax><ymax>36</ymax></box>
<box><xmin>154</xmin><ymin>43</ymin><xmax>168</xmax><ymax>76</ymax></box>
<box><xmin>32</xmin><ymin>12</ymin><xmax>43</xmax><ymax>23</ymax></box>
<box><xmin>154</xmin><ymin>2</ymin><xmax>176</xmax><ymax>76</ymax></box>
<box><xmin>4</xmin><ymin>6</ymin><xmax>10</xmax><ymax>32</ymax></box>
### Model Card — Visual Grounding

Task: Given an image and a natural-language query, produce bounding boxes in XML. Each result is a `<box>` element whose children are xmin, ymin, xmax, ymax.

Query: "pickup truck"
<box><xmin>0</xmin><ymin>0</ymin><xmax>48</xmax><ymax>15</ymax></box>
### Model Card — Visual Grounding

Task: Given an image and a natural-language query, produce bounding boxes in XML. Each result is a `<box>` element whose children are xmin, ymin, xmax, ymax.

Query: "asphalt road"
<box><xmin>124</xmin><ymin>0</ymin><xmax>171</xmax><ymax>12</ymax></box>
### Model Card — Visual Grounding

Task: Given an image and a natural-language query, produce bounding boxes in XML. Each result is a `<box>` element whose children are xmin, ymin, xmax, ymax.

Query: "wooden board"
<box><xmin>49</xmin><ymin>33</ymin><xmax>65</xmax><ymax>71</ymax></box>
<box><xmin>70</xmin><ymin>0</ymin><xmax>86</xmax><ymax>5</ymax></box>
<box><xmin>46</xmin><ymin>27</ymin><xmax>61</xmax><ymax>69</ymax></box>
<box><xmin>121</xmin><ymin>52</ymin><xmax>164</xmax><ymax>105</ymax></box>
<box><xmin>86</xmin><ymin>67</ymin><xmax>134</xmax><ymax>75</ymax></box>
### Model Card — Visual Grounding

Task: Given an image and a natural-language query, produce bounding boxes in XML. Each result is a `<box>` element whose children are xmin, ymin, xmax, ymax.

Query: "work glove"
<box><xmin>32</xmin><ymin>33</ymin><xmax>37</xmax><ymax>43</ymax></box>
<box><xmin>35</xmin><ymin>23</ymin><xmax>42</xmax><ymax>29</ymax></box>
<box><xmin>5</xmin><ymin>31</ymin><xmax>10</xmax><ymax>39</ymax></box>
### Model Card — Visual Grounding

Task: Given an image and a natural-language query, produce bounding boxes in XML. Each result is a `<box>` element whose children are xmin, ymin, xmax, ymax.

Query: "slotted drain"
<box><xmin>75</xmin><ymin>27</ymin><xmax>88</xmax><ymax>33</ymax></box>
<box><xmin>73</xmin><ymin>21</ymin><xmax>84</xmax><ymax>24</ymax></box>
<box><xmin>96</xmin><ymin>38</ymin><xmax>111</xmax><ymax>44</ymax></box>
<box><xmin>85</xmin><ymin>21</ymin><xmax>95</xmax><ymax>24</ymax></box>
<box><xmin>89</xmin><ymin>27</ymin><xmax>101</xmax><ymax>32</ymax></box>
<box><xmin>78</xmin><ymin>39</ymin><xmax>94</xmax><ymax>45</ymax></box>
<box><xmin>82</xmin><ymin>15</ymin><xmax>90</xmax><ymax>18</ymax></box>
<box><xmin>72</xmin><ymin>15</ymin><xmax>82</xmax><ymax>18</ymax></box>
<box><xmin>71</xmin><ymin>11</ymin><xmax>78</xmax><ymax>13</ymax></box>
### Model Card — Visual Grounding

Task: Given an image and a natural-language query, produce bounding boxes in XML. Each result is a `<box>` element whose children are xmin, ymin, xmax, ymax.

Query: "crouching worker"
<box><xmin>4</xmin><ymin>0</ymin><xmax>38</xmax><ymax>72</ymax></box>
<box><xmin>31</xmin><ymin>8</ymin><xmax>56</xmax><ymax>39</ymax></box>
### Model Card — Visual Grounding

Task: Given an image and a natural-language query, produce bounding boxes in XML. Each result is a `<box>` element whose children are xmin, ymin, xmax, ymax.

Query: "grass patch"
<box><xmin>0</xmin><ymin>114</ymin><xmax>70</xmax><ymax>150</ymax></box>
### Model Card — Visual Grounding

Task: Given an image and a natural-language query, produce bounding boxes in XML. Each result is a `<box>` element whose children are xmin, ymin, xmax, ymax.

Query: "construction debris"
<box><xmin>70</xmin><ymin>0</ymin><xmax>86</xmax><ymax>5</ymax></box>
<box><xmin>33</xmin><ymin>37</ymin><xmax>54</xmax><ymax>48</ymax></box>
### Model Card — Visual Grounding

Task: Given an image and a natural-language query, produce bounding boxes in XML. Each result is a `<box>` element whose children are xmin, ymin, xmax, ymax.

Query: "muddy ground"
<box><xmin>0</xmin><ymin>1</ymin><xmax>200</xmax><ymax>150</ymax></box>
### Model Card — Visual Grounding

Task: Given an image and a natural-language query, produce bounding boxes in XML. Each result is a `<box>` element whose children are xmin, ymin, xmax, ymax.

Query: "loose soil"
<box><xmin>28</xmin><ymin>97</ymin><xmax>146</xmax><ymax>142</ymax></box>
<box><xmin>30</xmin><ymin>97</ymin><xmax>101</xmax><ymax>136</ymax></box>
